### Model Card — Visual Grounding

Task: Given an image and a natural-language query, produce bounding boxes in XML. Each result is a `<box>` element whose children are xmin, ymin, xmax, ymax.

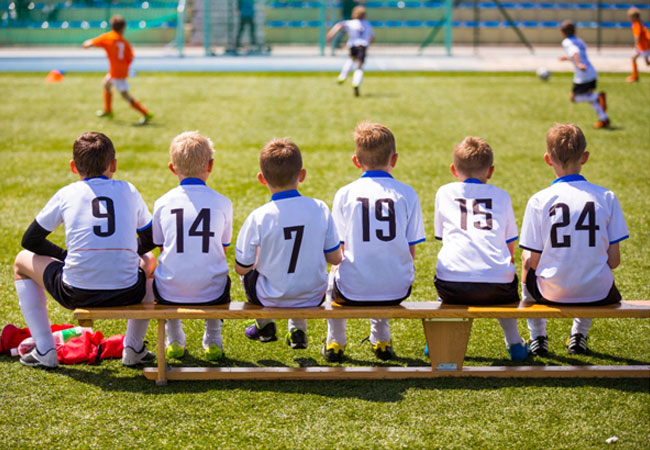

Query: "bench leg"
<box><xmin>422</xmin><ymin>318</ymin><xmax>473</xmax><ymax>371</ymax></box>
<box><xmin>78</xmin><ymin>319</ymin><xmax>93</xmax><ymax>328</ymax></box>
<box><xmin>156</xmin><ymin>319</ymin><xmax>167</xmax><ymax>386</ymax></box>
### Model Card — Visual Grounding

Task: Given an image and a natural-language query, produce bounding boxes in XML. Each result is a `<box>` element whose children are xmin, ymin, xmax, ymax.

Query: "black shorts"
<box><xmin>572</xmin><ymin>79</ymin><xmax>597</xmax><ymax>95</ymax></box>
<box><xmin>42</xmin><ymin>261</ymin><xmax>146</xmax><ymax>310</ymax></box>
<box><xmin>242</xmin><ymin>270</ymin><xmax>325</xmax><ymax>307</ymax></box>
<box><xmin>332</xmin><ymin>280</ymin><xmax>410</xmax><ymax>306</ymax></box>
<box><xmin>525</xmin><ymin>268</ymin><xmax>621</xmax><ymax>306</ymax></box>
<box><xmin>350</xmin><ymin>45</ymin><xmax>367</xmax><ymax>63</ymax></box>
<box><xmin>434</xmin><ymin>275</ymin><xmax>520</xmax><ymax>306</ymax></box>
<box><xmin>154</xmin><ymin>276</ymin><xmax>231</xmax><ymax>306</ymax></box>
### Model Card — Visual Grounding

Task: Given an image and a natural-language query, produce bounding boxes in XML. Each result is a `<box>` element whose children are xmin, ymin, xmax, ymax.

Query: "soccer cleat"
<box><xmin>625</xmin><ymin>75</ymin><xmax>638</xmax><ymax>83</ymax></box>
<box><xmin>322</xmin><ymin>341</ymin><xmax>345</xmax><ymax>363</ymax></box>
<box><xmin>528</xmin><ymin>335</ymin><xmax>549</xmax><ymax>357</ymax></box>
<box><xmin>203</xmin><ymin>343</ymin><xmax>224</xmax><ymax>361</ymax></box>
<box><xmin>285</xmin><ymin>328</ymin><xmax>308</xmax><ymax>350</ymax></box>
<box><xmin>165</xmin><ymin>341</ymin><xmax>185</xmax><ymax>359</ymax></box>
<box><xmin>20</xmin><ymin>347</ymin><xmax>58</xmax><ymax>369</ymax></box>
<box><xmin>598</xmin><ymin>91</ymin><xmax>607</xmax><ymax>112</ymax></box>
<box><xmin>96</xmin><ymin>110</ymin><xmax>113</xmax><ymax>119</ymax></box>
<box><xmin>371</xmin><ymin>340</ymin><xmax>395</xmax><ymax>361</ymax></box>
<box><xmin>138</xmin><ymin>112</ymin><xmax>153</xmax><ymax>125</ymax></box>
<box><xmin>353</xmin><ymin>86</ymin><xmax>360</xmax><ymax>97</ymax></box>
<box><xmin>507</xmin><ymin>341</ymin><xmax>529</xmax><ymax>362</ymax></box>
<box><xmin>566</xmin><ymin>333</ymin><xmax>588</xmax><ymax>355</ymax></box>
<box><xmin>337</xmin><ymin>78</ymin><xmax>345</xmax><ymax>85</ymax></box>
<box><xmin>244</xmin><ymin>321</ymin><xmax>278</xmax><ymax>343</ymax></box>
<box><xmin>122</xmin><ymin>345</ymin><xmax>156</xmax><ymax>367</ymax></box>
<box><xmin>593</xmin><ymin>118</ymin><xmax>610</xmax><ymax>129</ymax></box>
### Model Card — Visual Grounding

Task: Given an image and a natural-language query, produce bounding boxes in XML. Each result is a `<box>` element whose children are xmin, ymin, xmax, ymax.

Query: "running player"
<box><xmin>626</xmin><ymin>7</ymin><xmax>650</xmax><ymax>82</ymax></box>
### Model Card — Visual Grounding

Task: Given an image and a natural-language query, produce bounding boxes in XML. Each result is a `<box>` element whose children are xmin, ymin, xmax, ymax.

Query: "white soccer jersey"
<box><xmin>152</xmin><ymin>179</ymin><xmax>233</xmax><ymax>303</ymax></box>
<box><xmin>35</xmin><ymin>176</ymin><xmax>152</xmax><ymax>290</ymax></box>
<box><xmin>235</xmin><ymin>190</ymin><xmax>340</xmax><ymax>307</ymax></box>
<box><xmin>435</xmin><ymin>179</ymin><xmax>518</xmax><ymax>283</ymax></box>
<box><xmin>341</xmin><ymin>19</ymin><xmax>374</xmax><ymax>47</ymax></box>
<box><xmin>562</xmin><ymin>36</ymin><xmax>598</xmax><ymax>84</ymax></box>
<box><xmin>333</xmin><ymin>171</ymin><xmax>426</xmax><ymax>301</ymax></box>
<box><xmin>520</xmin><ymin>174</ymin><xmax>628</xmax><ymax>303</ymax></box>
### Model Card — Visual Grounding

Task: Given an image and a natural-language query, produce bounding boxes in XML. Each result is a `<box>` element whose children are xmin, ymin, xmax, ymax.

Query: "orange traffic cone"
<box><xmin>45</xmin><ymin>70</ymin><xmax>64</xmax><ymax>83</ymax></box>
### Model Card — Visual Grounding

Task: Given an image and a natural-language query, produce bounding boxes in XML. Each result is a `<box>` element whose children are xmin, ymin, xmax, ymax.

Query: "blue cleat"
<box><xmin>508</xmin><ymin>341</ymin><xmax>529</xmax><ymax>362</ymax></box>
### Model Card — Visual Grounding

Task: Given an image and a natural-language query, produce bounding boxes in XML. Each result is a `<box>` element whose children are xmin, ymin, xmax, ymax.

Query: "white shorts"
<box><xmin>635</xmin><ymin>48</ymin><xmax>650</xmax><ymax>59</ymax></box>
<box><xmin>103</xmin><ymin>74</ymin><xmax>129</xmax><ymax>92</ymax></box>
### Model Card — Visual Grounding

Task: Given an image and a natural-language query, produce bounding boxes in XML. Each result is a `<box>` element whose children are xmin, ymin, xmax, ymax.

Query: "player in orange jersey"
<box><xmin>626</xmin><ymin>7</ymin><xmax>650</xmax><ymax>82</ymax></box>
<box><xmin>83</xmin><ymin>15</ymin><xmax>153</xmax><ymax>124</ymax></box>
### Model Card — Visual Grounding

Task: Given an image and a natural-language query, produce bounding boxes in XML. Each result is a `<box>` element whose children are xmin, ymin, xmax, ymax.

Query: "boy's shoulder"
<box><xmin>438</xmin><ymin>180</ymin><xmax>510</xmax><ymax>196</ymax></box>
<box><xmin>528</xmin><ymin>176</ymin><xmax>615</xmax><ymax>206</ymax></box>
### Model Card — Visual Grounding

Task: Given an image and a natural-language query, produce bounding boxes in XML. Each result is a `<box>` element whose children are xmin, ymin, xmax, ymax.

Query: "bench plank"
<box><xmin>74</xmin><ymin>300</ymin><xmax>650</xmax><ymax>320</ymax></box>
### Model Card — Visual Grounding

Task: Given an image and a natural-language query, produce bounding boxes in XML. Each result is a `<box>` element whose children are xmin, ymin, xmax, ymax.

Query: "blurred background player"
<box><xmin>235</xmin><ymin>0</ymin><xmax>257</xmax><ymax>53</ymax></box>
<box><xmin>626</xmin><ymin>7</ymin><xmax>650</xmax><ymax>82</ymax></box>
<box><xmin>83</xmin><ymin>15</ymin><xmax>153</xmax><ymax>125</ymax></box>
<box><xmin>330</xmin><ymin>0</ymin><xmax>361</xmax><ymax>55</ymax></box>
<box><xmin>558</xmin><ymin>20</ymin><xmax>609</xmax><ymax>129</ymax></box>
<box><xmin>326</xmin><ymin>6</ymin><xmax>374</xmax><ymax>97</ymax></box>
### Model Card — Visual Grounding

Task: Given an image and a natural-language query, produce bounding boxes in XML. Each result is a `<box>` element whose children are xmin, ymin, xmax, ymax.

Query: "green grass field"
<box><xmin>0</xmin><ymin>72</ymin><xmax>649</xmax><ymax>449</ymax></box>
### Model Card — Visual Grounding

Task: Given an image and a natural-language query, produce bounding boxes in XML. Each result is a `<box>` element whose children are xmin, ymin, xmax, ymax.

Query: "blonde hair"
<box><xmin>354</xmin><ymin>121</ymin><xmax>396</xmax><ymax>169</ymax></box>
<box><xmin>352</xmin><ymin>6</ymin><xmax>366</xmax><ymax>20</ymax></box>
<box><xmin>627</xmin><ymin>7</ymin><xmax>641</xmax><ymax>20</ymax></box>
<box><xmin>169</xmin><ymin>131</ymin><xmax>214</xmax><ymax>178</ymax></box>
<box><xmin>259</xmin><ymin>138</ymin><xmax>303</xmax><ymax>188</ymax></box>
<box><xmin>453</xmin><ymin>136</ymin><xmax>494</xmax><ymax>176</ymax></box>
<box><xmin>546</xmin><ymin>123</ymin><xmax>586</xmax><ymax>167</ymax></box>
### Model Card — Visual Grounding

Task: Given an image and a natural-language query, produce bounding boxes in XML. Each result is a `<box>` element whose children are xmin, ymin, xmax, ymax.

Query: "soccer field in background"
<box><xmin>0</xmin><ymin>72</ymin><xmax>648</xmax><ymax>448</ymax></box>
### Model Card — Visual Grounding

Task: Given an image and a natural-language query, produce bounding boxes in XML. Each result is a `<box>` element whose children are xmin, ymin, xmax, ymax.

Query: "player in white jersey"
<box><xmin>13</xmin><ymin>132</ymin><xmax>157</xmax><ymax>369</ymax></box>
<box><xmin>521</xmin><ymin>124</ymin><xmax>628</xmax><ymax>356</ymax></box>
<box><xmin>326</xmin><ymin>6</ymin><xmax>374</xmax><ymax>96</ymax></box>
<box><xmin>150</xmin><ymin>132</ymin><xmax>233</xmax><ymax>361</ymax></box>
<box><xmin>559</xmin><ymin>20</ymin><xmax>610</xmax><ymax>129</ymax></box>
<box><xmin>324</xmin><ymin>121</ymin><xmax>425</xmax><ymax>363</ymax></box>
<box><xmin>235</xmin><ymin>139</ymin><xmax>342</xmax><ymax>350</ymax></box>
<box><xmin>433</xmin><ymin>137</ymin><xmax>527</xmax><ymax>361</ymax></box>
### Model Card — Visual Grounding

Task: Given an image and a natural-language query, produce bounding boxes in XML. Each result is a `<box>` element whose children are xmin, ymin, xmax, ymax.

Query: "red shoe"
<box><xmin>593</xmin><ymin>118</ymin><xmax>610</xmax><ymax>129</ymax></box>
<box><xmin>598</xmin><ymin>91</ymin><xmax>607</xmax><ymax>112</ymax></box>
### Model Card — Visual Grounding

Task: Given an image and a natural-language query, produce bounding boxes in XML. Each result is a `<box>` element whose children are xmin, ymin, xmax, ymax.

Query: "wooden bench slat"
<box><xmin>143</xmin><ymin>365</ymin><xmax>650</xmax><ymax>381</ymax></box>
<box><xmin>73</xmin><ymin>300</ymin><xmax>650</xmax><ymax>320</ymax></box>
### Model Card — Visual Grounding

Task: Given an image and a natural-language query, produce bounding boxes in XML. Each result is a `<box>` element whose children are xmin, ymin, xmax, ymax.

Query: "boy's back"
<box><xmin>435</xmin><ymin>180</ymin><xmax>517</xmax><ymax>283</ymax></box>
<box><xmin>520</xmin><ymin>175</ymin><xmax>628</xmax><ymax>302</ymax></box>
<box><xmin>90</xmin><ymin>30</ymin><xmax>133</xmax><ymax>79</ymax></box>
<box><xmin>342</xmin><ymin>19</ymin><xmax>374</xmax><ymax>47</ymax></box>
<box><xmin>561</xmin><ymin>35</ymin><xmax>597</xmax><ymax>83</ymax></box>
<box><xmin>333</xmin><ymin>171</ymin><xmax>425</xmax><ymax>301</ymax></box>
<box><xmin>153</xmin><ymin>181</ymin><xmax>232</xmax><ymax>303</ymax></box>
<box><xmin>37</xmin><ymin>177</ymin><xmax>151</xmax><ymax>290</ymax></box>
<box><xmin>236</xmin><ymin>191</ymin><xmax>340</xmax><ymax>307</ymax></box>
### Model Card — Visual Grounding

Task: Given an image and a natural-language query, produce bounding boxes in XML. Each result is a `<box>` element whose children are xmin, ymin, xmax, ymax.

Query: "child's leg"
<box><xmin>369</xmin><ymin>318</ymin><xmax>390</xmax><ymax>344</ymax></box>
<box><xmin>102</xmin><ymin>75</ymin><xmax>113</xmax><ymax>113</ymax></box>
<box><xmin>120</xmin><ymin>90</ymin><xmax>150</xmax><ymax>117</ymax></box>
<box><xmin>338</xmin><ymin>59</ymin><xmax>354</xmax><ymax>82</ymax></box>
<box><xmin>165</xmin><ymin>319</ymin><xmax>186</xmax><ymax>347</ymax></box>
<box><xmin>327</xmin><ymin>319</ymin><xmax>347</xmax><ymax>346</ymax></box>
<box><xmin>573</xmin><ymin>90</ymin><xmax>608</xmax><ymax>121</ymax></box>
<box><xmin>288</xmin><ymin>318</ymin><xmax>307</xmax><ymax>332</ymax></box>
<box><xmin>571</xmin><ymin>318</ymin><xmax>592</xmax><ymax>337</ymax></box>
<box><xmin>352</xmin><ymin>60</ymin><xmax>364</xmax><ymax>88</ymax></box>
<box><xmin>203</xmin><ymin>319</ymin><xmax>223</xmax><ymax>348</ymax></box>
<box><xmin>628</xmin><ymin>54</ymin><xmax>639</xmax><ymax>81</ymax></box>
<box><xmin>527</xmin><ymin>318</ymin><xmax>547</xmax><ymax>339</ymax></box>
<box><xmin>124</xmin><ymin>254</ymin><xmax>156</xmax><ymax>350</ymax></box>
<box><xmin>497</xmin><ymin>318</ymin><xmax>523</xmax><ymax>347</ymax></box>
<box><xmin>14</xmin><ymin>251</ymin><xmax>57</xmax><ymax>353</ymax></box>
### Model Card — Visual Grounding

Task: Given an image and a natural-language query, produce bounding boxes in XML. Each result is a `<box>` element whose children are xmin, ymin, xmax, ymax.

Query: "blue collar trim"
<box><xmin>361</xmin><ymin>170</ymin><xmax>393</xmax><ymax>179</ymax></box>
<box><xmin>463</xmin><ymin>178</ymin><xmax>483</xmax><ymax>184</ymax></box>
<box><xmin>84</xmin><ymin>175</ymin><xmax>109</xmax><ymax>181</ymax></box>
<box><xmin>180</xmin><ymin>178</ymin><xmax>206</xmax><ymax>186</ymax></box>
<box><xmin>552</xmin><ymin>174</ymin><xmax>586</xmax><ymax>185</ymax></box>
<box><xmin>271</xmin><ymin>189</ymin><xmax>301</xmax><ymax>201</ymax></box>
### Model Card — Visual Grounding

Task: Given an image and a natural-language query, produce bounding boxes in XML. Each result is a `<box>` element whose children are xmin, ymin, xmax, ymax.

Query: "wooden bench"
<box><xmin>73</xmin><ymin>301</ymin><xmax>650</xmax><ymax>385</ymax></box>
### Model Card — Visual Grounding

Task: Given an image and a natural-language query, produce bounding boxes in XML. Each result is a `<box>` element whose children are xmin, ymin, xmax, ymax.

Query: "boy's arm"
<box><xmin>137</xmin><ymin>226</ymin><xmax>158</xmax><ymax>256</ymax></box>
<box><xmin>326</xmin><ymin>23</ymin><xmax>344</xmax><ymax>41</ymax></box>
<box><xmin>82</xmin><ymin>39</ymin><xmax>94</xmax><ymax>49</ymax></box>
<box><xmin>235</xmin><ymin>261</ymin><xmax>254</xmax><ymax>276</ymax></box>
<box><xmin>572</xmin><ymin>52</ymin><xmax>587</xmax><ymax>71</ymax></box>
<box><xmin>325</xmin><ymin>247</ymin><xmax>343</xmax><ymax>265</ymax></box>
<box><xmin>21</xmin><ymin>220</ymin><xmax>67</xmax><ymax>261</ymax></box>
<box><xmin>507</xmin><ymin>240</ymin><xmax>515</xmax><ymax>263</ymax></box>
<box><xmin>607</xmin><ymin>242</ymin><xmax>620</xmax><ymax>269</ymax></box>
<box><xmin>409</xmin><ymin>244</ymin><xmax>416</xmax><ymax>260</ymax></box>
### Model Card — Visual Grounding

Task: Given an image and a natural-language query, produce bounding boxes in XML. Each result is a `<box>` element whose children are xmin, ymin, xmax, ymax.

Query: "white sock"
<box><xmin>521</xmin><ymin>283</ymin><xmax>533</xmax><ymax>302</ymax></box>
<box><xmin>124</xmin><ymin>293</ymin><xmax>152</xmax><ymax>350</ymax></box>
<box><xmin>338</xmin><ymin>60</ymin><xmax>353</xmax><ymax>81</ymax></box>
<box><xmin>15</xmin><ymin>279</ymin><xmax>55</xmax><ymax>353</ymax></box>
<box><xmin>327</xmin><ymin>318</ymin><xmax>347</xmax><ymax>346</ymax></box>
<box><xmin>574</xmin><ymin>92</ymin><xmax>599</xmax><ymax>103</ymax></box>
<box><xmin>166</xmin><ymin>319</ymin><xmax>186</xmax><ymax>347</ymax></box>
<box><xmin>288</xmin><ymin>318</ymin><xmax>307</xmax><ymax>332</ymax></box>
<box><xmin>589</xmin><ymin>101</ymin><xmax>608</xmax><ymax>121</ymax></box>
<box><xmin>527</xmin><ymin>318</ymin><xmax>547</xmax><ymax>339</ymax></box>
<box><xmin>497</xmin><ymin>318</ymin><xmax>522</xmax><ymax>347</ymax></box>
<box><xmin>352</xmin><ymin>69</ymin><xmax>364</xmax><ymax>87</ymax></box>
<box><xmin>369</xmin><ymin>318</ymin><xmax>390</xmax><ymax>344</ymax></box>
<box><xmin>203</xmin><ymin>319</ymin><xmax>222</xmax><ymax>349</ymax></box>
<box><xmin>256</xmin><ymin>319</ymin><xmax>273</xmax><ymax>328</ymax></box>
<box><xmin>571</xmin><ymin>318</ymin><xmax>592</xmax><ymax>336</ymax></box>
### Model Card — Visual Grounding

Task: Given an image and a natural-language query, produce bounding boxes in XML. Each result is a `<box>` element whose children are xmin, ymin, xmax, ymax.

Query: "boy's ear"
<box><xmin>352</xmin><ymin>154</ymin><xmax>362</xmax><ymax>169</ymax></box>
<box><xmin>168</xmin><ymin>162</ymin><xmax>178</xmax><ymax>176</ymax></box>
<box><xmin>580</xmin><ymin>151</ymin><xmax>590</xmax><ymax>165</ymax></box>
<box><xmin>207</xmin><ymin>159</ymin><xmax>214</xmax><ymax>173</ymax></box>
<box><xmin>450</xmin><ymin>163</ymin><xmax>459</xmax><ymax>179</ymax></box>
<box><xmin>298</xmin><ymin>168</ymin><xmax>306</xmax><ymax>183</ymax></box>
<box><xmin>109</xmin><ymin>159</ymin><xmax>117</xmax><ymax>174</ymax></box>
<box><xmin>70</xmin><ymin>160</ymin><xmax>79</xmax><ymax>174</ymax></box>
<box><xmin>486</xmin><ymin>165</ymin><xmax>495</xmax><ymax>180</ymax></box>
<box><xmin>390</xmin><ymin>152</ymin><xmax>398</xmax><ymax>167</ymax></box>
<box><xmin>543</xmin><ymin>152</ymin><xmax>554</xmax><ymax>167</ymax></box>
<box><xmin>257</xmin><ymin>172</ymin><xmax>267</xmax><ymax>186</ymax></box>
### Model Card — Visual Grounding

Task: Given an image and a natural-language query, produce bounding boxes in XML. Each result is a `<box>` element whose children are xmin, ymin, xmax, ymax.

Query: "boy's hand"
<box><xmin>82</xmin><ymin>39</ymin><xmax>93</xmax><ymax>49</ymax></box>
<box><xmin>577</xmin><ymin>62</ymin><xmax>587</xmax><ymax>71</ymax></box>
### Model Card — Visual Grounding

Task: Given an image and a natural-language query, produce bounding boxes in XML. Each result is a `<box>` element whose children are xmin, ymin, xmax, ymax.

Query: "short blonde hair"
<box><xmin>352</xmin><ymin>6</ymin><xmax>366</xmax><ymax>20</ymax></box>
<box><xmin>259</xmin><ymin>138</ymin><xmax>303</xmax><ymax>188</ymax></box>
<box><xmin>354</xmin><ymin>121</ymin><xmax>395</xmax><ymax>169</ymax></box>
<box><xmin>169</xmin><ymin>131</ymin><xmax>214</xmax><ymax>178</ymax></box>
<box><xmin>546</xmin><ymin>123</ymin><xmax>586</xmax><ymax>167</ymax></box>
<box><xmin>453</xmin><ymin>136</ymin><xmax>494</xmax><ymax>175</ymax></box>
<box><xmin>627</xmin><ymin>7</ymin><xmax>641</xmax><ymax>20</ymax></box>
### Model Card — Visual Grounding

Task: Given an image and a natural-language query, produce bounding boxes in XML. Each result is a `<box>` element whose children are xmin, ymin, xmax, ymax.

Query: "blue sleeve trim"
<box><xmin>609</xmin><ymin>235</ymin><xmax>629</xmax><ymax>245</ymax></box>
<box><xmin>222</xmin><ymin>243</ymin><xmax>231</xmax><ymax>247</ymax></box>
<box><xmin>137</xmin><ymin>220</ymin><xmax>152</xmax><ymax>232</ymax></box>
<box><xmin>235</xmin><ymin>259</ymin><xmax>254</xmax><ymax>268</ymax></box>
<box><xmin>408</xmin><ymin>238</ymin><xmax>426</xmax><ymax>246</ymax></box>
<box><xmin>506</xmin><ymin>236</ymin><xmax>518</xmax><ymax>243</ymax></box>
<box><xmin>324</xmin><ymin>242</ymin><xmax>342</xmax><ymax>253</ymax></box>
<box><xmin>519</xmin><ymin>244</ymin><xmax>542</xmax><ymax>253</ymax></box>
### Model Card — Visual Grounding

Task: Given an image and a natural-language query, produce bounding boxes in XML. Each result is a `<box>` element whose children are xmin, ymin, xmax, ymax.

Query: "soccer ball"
<box><xmin>536</xmin><ymin>67</ymin><xmax>551</xmax><ymax>81</ymax></box>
